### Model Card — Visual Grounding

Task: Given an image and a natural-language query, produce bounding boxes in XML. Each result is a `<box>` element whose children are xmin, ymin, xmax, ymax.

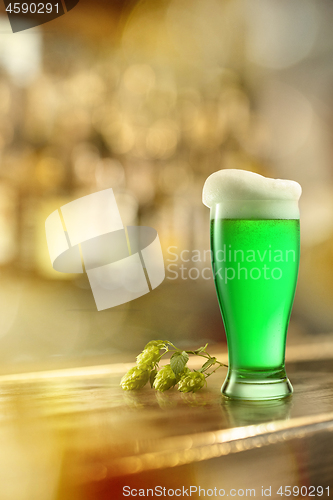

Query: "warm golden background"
<box><xmin>0</xmin><ymin>0</ymin><xmax>331</xmax><ymax>372</ymax></box>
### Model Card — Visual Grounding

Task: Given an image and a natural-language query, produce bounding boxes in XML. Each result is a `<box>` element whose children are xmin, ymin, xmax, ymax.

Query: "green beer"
<box><xmin>211</xmin><ymin>218</ymin><xmax>300</xmax><ymax>399</ymax></box>
<box><xmin>203</xmin><ymin>169</ymin><xmax>301</xmax><ymax>400</ymax></box>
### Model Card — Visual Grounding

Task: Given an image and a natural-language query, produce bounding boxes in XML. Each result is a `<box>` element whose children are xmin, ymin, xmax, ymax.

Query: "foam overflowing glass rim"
<box><xmin>202</xmin><ymin>169</ymin><xmax>302</xmax><ymax>220</ymax></box>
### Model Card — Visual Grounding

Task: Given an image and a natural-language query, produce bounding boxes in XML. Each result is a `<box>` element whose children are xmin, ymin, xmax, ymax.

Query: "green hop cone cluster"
<box><xmin>178</xmin><ymin>371</ymin><xmax>206</xmax><ymax>393</ymax></box>
<box><xmin>153</xmin><ymin>365</ymin><xmax>177</xmax><ymax>392</ymax></box>
<box><xmin>120</xmin><ymin>366</ymin><xmax>151</xmax><ymax>391</ymax></box>
<box><xmin>120</xmin><ymin>342</ymin><xmax>163</xmax><ymax>391</ymax></box>
<box><xmin>120</xmin><ymin>340</ymin><xmax>227</xmax><ymax>394</ymax></box>
<box><xmin>136</xmin><ymin>345</ymin><xmax>160</xmax><ymax>369</ymax></box>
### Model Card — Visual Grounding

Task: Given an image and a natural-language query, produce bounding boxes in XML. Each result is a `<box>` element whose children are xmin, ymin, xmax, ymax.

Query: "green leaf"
<box><xmin>150</xmin><ymin>368</ymin><xmax>158</xmax><ymax>388</ymax></box>
<box><xmin>199</xmin><ymin>357</ymin><xmax>216</xmax><ymax>372</ymax></box>
<box><xmin>170</xmin><ymin>351</ymin><xmax>189</xmax><ymax>376</ymax></box>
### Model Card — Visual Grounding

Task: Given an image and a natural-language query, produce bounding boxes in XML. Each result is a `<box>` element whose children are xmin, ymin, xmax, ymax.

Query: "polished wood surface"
<box><xmin>0</xmin><ymin>342</ymin><xmax>333</xmax><ymax>499</ymax></box>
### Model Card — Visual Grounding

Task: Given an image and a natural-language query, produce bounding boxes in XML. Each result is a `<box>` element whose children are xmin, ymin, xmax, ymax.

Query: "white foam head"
<box><xmin>202</xmin><ymin>169</ymin><xmax>302</xmax><ymax>219</ymax></box>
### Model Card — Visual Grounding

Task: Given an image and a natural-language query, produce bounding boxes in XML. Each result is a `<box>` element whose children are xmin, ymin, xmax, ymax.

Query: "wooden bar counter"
<box><xmin>0</xmin><ymin>341</ymin><xmax>333</xmax><ymax>499</ymax></box>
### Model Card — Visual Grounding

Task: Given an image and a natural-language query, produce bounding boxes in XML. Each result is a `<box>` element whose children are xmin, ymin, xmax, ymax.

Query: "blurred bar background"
<box><xmin>0</xmin><ymin>0</ymin><xmax>331</xmax><ymax>371</ymax></box>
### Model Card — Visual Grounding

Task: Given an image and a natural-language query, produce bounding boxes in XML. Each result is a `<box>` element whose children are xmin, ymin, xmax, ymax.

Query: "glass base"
<box><xmin>221</xmin><ymin>369</ymin><xmax>293</xmax><ymax>401</ymax></box>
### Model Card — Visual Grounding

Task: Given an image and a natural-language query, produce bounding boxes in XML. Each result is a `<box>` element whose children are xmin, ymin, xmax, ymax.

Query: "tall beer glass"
<box><xmin>203</xmin><ymin>170</ymin><xmax>301</xmax><ymax>400</ymax></box>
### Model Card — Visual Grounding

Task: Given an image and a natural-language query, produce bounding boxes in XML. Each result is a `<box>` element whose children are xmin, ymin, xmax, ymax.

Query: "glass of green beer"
<box><xmin>203</xmin><ymin>169</ymin><xmax>301</xmax><ymax>400</ymax></box>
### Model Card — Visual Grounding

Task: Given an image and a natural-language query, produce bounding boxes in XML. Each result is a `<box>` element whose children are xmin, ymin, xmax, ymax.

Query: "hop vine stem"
<box><xmin>158</xmin><ymin>344</ymin><xmax>227</xmax><ymax>373</ymax></box>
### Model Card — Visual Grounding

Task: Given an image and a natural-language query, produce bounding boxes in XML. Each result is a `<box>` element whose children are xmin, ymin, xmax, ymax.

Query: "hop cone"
<box><xmin>136</xmin><ymin>346</ymin><xmax>160</xmax><ymax>368</ymax></box>
<box><xmin>176</xmin><ymin>366</ymin><xmax>191</xmax><ymax>382</ymax></box>
<box><xmin>120</xmin><ymin>366</ymin><xmax>150</xmax><ymax>391</ymax></box>
<box><xmin>153</xmin><ymin>365</ymin><xmax>177</xmax><ymax>392</ymax></box>
<box><xmin>177</xmin><ymin>371</ymin><xmax>206</xmax><ymax>393</ymax></box>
